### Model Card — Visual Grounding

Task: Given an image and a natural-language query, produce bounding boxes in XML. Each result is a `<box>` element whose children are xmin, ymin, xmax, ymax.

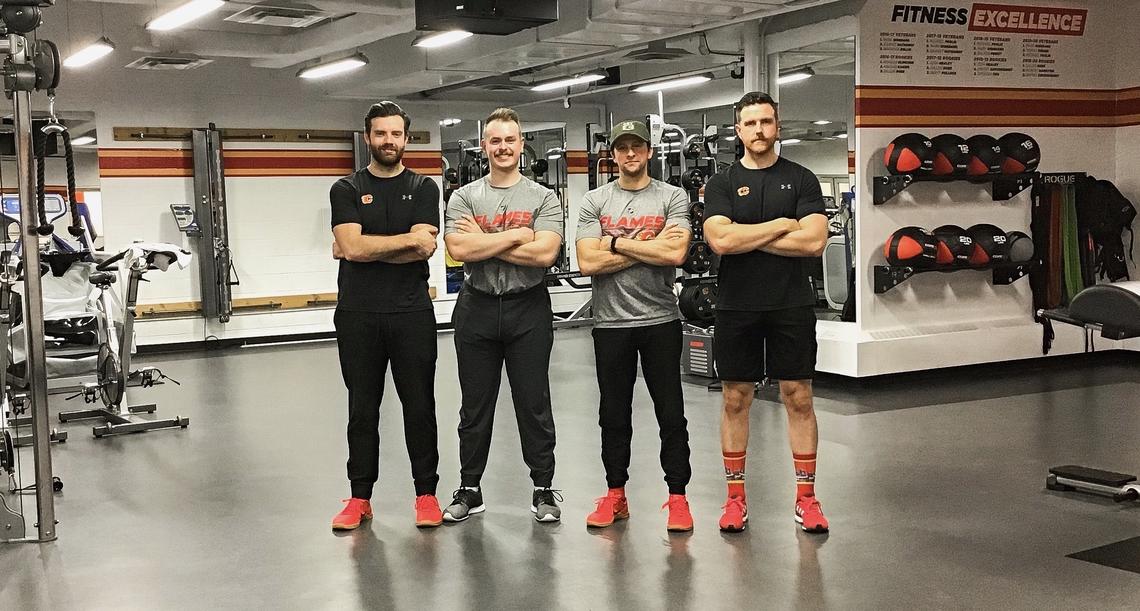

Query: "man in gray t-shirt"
<box><xmin>575</xmin><ymin>119</ymin><xmax>694</xmax><ymax>533</ymax></box>
<box><xmin>441</xmin><ymin>107</ymin><xmax>565</xmax><ymax>524</ymax></box>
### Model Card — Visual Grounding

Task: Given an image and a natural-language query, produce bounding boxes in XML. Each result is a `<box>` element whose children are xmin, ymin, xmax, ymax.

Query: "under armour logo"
<box><xmin>781</xmin><ymin>184</ymin><xmax>792</xmax><ymax>190</ymax></box>
<box><xmin>402</xmin><ymin>194</ymin><xmax>413</xmax><ymax>201</ymax></box>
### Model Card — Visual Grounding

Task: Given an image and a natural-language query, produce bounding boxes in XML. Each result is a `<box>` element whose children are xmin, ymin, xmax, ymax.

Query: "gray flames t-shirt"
<box><xmin>577</xmin><ymin>179</ymin><xmax>690</xmax><ymax>328</ymax></box>
<box><xmin>445</xmin><ymin>176</ymin><xmax>564</xmax><ymax>295</ymax></box>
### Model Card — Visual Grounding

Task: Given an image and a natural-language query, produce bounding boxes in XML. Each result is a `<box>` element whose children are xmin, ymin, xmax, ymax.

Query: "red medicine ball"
<box><xmin>931</xmin><ymin>134</ymin><xmax>970</xmax><ymax>176</ymax></box>
<box><xmin>965</xmin><ymin>223</ymin><xmax>1008</xmax><ymax>265</ymax></box>
<box><xmin>932</xmin><ymin>224</ymin><xmax>973</xmax><ymax>266</ymax></box>
<box><xmin>998</xmin><ymin>133</ymin><xmax>1041</xmax><ymax>174</ymax></box>
<box><xmin>883</xmin><ymin>133</ymin><xmax>935</xmax><ymax>175</ymax></box>
<box><xmin>883</xmin><ymin>226</ymin><xmax>938</xmax><ymax>266</ymax></box>
<box><xmin>965</xmin><ymin>135</ymin><xmax>1005</xmax><ymax>176</ymax></box>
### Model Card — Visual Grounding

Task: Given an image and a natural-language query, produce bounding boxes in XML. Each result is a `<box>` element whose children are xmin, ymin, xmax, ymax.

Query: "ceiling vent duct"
<box><xmin>225</xmin><ymin>4</ymin><xmax>330</xmax><ymax>28</ymax></box>
<box><xmin>126</xmin><ymin>55</ymin><xmax>214</xmax><ymax>71</ymax></box>
<box><xmin>623</xmin><ymin>41</ymin><xmax>693</xmax><ymax>63</ymax></box>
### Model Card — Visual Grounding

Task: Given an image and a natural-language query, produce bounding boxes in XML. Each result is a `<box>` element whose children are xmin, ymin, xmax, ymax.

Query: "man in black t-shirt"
<box><xmin>703</xmin><ymin>92</ymin><xmax>830</xmax><ymax>535</ymax></box>
<box><xmin>329</xmin><ymin>101</ymin><xmax>443</xmax><ymax>531</ymax></box>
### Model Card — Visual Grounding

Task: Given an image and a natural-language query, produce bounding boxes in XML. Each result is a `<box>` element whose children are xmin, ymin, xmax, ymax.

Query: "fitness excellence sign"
<box><xmin>866</xmin><ymin>1</ymin><xmax>1100</xmax><ymax>88</ymax></box>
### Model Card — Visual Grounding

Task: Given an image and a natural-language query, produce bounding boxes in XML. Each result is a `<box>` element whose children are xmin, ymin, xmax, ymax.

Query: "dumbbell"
<box><xmin>679</xmin><ymin>284</ymin><xmax>717</xmax><ymax>322</ymax></box>
<box><xmin>681</xmin><ymin>168</ymin><xmax>706</xmax><ymax>192</ymax></box>
<box><xmin>682</xmin><ymin>241</ymin><xmax>713</xmax><ymax>274</ymax></box>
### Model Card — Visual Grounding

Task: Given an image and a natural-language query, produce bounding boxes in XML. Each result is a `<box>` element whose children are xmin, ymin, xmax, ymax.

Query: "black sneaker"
<box><xmin>443</xmin><ymin>488</ymin><xmax>485</xmax><ymax>522</ymax></box>
<box><xmin>531</xmin><ymin>488</ymin><xmax>563</xmax><ymax>522</ymax></box>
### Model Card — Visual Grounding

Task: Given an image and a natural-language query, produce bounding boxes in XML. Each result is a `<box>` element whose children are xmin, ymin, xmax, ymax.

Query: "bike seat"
<box><xmin>89</xmin><ymin>271</ymin><xmax>116</xmax><ymax>286</ymax></box>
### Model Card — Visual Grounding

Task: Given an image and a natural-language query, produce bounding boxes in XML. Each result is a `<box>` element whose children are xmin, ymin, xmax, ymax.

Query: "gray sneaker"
<box><xmin>443</xmin><ymin>488</ymin><xmax>485</xmax><ymax>522</ymax></box>
<box><xmin>531</xmin><ymin>488</ymin><xmax>563</xmax><ymax>522</ymax></box>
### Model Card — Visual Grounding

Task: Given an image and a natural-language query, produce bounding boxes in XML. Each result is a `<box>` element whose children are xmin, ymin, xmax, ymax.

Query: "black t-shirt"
<box><xmin>703</xmin><ymin>158</ymin><xmax>826</xmax><ymax>311</ymax></box>
<box><xmin>330</xmin><ymin>168</ymin><xmax>440</xmax><ymax>313</ymax></box>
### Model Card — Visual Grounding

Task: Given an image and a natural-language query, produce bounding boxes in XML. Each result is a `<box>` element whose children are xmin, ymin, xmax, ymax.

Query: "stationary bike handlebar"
<box><xmin>95</xmin><ymin>249</ymin><xmax>129</xmax><ymax>271</ymax></box>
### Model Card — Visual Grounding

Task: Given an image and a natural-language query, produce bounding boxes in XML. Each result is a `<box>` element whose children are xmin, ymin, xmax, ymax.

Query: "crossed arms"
<box><xmin>575</xmin><ymin>224</ymin><xmax>691</xmax><ymax>276</ymax></box>
<box><xmin>703</xmin><ymin>213</ymin><xmax>828</xmax><ymax>257</ymax></box>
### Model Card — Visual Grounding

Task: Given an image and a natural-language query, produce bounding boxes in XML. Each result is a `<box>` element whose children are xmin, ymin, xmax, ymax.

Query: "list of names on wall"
<box><xmin>877</xmin><ymin>31</ymin><xmax>1065</xmax><ymax>80</ymax></box>
<box><xmin>1022</xmin><ymin>37</ymin><xmax>1060</xmax><ymax>78</ymax></box>
<box><xmin>878</xmin><ymin>31</ymin><xmax>917</xmax><ymax>75</ymax></box>
<box><xmin>924</xmin><ymin>33</ymin><xmax>965</xmax><ymax>76</ymax></box>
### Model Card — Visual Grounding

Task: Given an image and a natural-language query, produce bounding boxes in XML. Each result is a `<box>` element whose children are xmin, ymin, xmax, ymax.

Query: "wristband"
<box><xmin>610</xmin><ymin>235</ymin><xmax>619</xmax><ymax>254</ymax></box>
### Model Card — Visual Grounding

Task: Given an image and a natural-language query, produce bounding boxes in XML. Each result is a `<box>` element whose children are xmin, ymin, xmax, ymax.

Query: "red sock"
<box><xmin>723</xmin><ymin>451</ymin><xmax>746</xmax><ymax>499</ymax></box>
<box><xmin>793</xmin><ymin>453</ymin><xmax>816</xmax><ymax>501</ymax></box>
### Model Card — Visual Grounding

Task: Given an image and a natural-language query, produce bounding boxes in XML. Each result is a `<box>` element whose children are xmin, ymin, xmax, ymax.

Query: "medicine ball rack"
<box><xmin>874</xmin><ymin>261</ymin><xmax>1033</xmax><ymax>294</ymax></box>
<box><xmin>873</xmin><ymin>172</ymin><xmax>1039</xmax><ymax>205</ymax></box>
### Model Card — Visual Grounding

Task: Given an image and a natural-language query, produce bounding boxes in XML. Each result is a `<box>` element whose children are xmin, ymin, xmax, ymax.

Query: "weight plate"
<box><xmin>682</xmin><ymin>241</ymin><xmax>712</xmax><ymax>274</ymax></box>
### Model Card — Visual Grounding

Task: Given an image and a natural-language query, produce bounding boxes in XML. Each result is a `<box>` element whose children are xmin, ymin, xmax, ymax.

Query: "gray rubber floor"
<box><xmin>2</xmin><ymin>328</ymin><xmax>1140</xmax><ymax>610</ymax></box>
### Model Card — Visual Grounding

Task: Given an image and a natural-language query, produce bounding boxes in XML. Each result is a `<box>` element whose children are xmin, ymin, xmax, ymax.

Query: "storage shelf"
<box><xmin>874</xmin><ymin>262</ymin><xmax>1033</xmax><ymax>294</ymax></box>
<box><xmin>873</xmin><ymin>172</ymin><xmax>1038</xmax><ymax>205</ymax></box>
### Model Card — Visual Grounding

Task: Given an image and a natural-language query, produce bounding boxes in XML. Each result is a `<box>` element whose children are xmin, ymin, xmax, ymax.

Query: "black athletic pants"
<box><xmin>453</xmin><ymin>284</ymin><xmax>556</xmax><ymax>488</ymax></box>
<box><xmin>334</xmin><ymin>308</ymin><xmax>439</xmax><ymax>499</ymax></box>
<box><xmin>592</xmin><ymin>320</ymin><xmax>690</xmax><ymax>495</ymax></box>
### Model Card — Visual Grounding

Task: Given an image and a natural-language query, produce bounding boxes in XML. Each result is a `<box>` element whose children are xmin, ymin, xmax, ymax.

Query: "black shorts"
<box><xmin>713</xmin><ymin>306</ymin><xmax>817</xmax><ymax>382</ymax></box>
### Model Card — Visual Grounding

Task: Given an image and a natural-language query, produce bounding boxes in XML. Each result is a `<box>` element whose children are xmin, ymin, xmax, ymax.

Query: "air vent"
<box><xmin>126</xmin><ymin>56</ymin><xmax>214</xmax><ymax>71</ymax></box>
<box><xmin>226</xmin><ymin>4</ymin><xmax>329</xmax><ymax>28</ymax></box>
<box><xmin>624</xmin><ymin>41</ymin><xmax>693</xmax><ymax>63</ymax></box>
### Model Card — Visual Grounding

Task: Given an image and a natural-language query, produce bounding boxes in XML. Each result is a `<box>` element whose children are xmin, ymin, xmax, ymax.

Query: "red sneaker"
<box><xmin>332</xmin><ymin>498</ymin><xmax>373</xmax><ymax>530</ymax></box>
<box><xmin>795</xmin><ymin>496</ymin><xmax>829</xmax><ymax>533</ymax></box>
<box><xmin>719</xmin><ymin>496</ymin><xmax>748</xmax><ymax>533</ymax></box>
<box><xmin>586</xmin><ymin>489</ymin><xmax>629</xmax><ymax>528</ymax></box>
<box><xmin>662</xmin><ymin>494</ymin><xmax>693</xmax><ymax>532</ymax></box>
<box><xmin>415</xmin><ymin>494</ymin><xmax>443</xmax><ymax>528</ymax></box>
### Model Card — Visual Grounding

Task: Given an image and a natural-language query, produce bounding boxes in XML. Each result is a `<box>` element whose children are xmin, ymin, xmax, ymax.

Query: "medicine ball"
<box><xmin>930</xmin><ymin>134</ymin><xmax>969</xmax><ymax>176</ymax></box>
<box><xmin>883</xmin><ymin>133</ymin><xmax>934</xmax><ymax>175</ymax></box>
<box><xmin>965</xmin><ymin>135</ymin><xmax>1004</xmax><ymax>176</ymax></box>
<box><xmin>932</xmin><ymin>224</ymin><xmax>973</xmax><ymax>266</ymax></box>
<box><xmin>997</xmin><ymin>133</ymin><xmax>1040</xmax><ymax>174</ymax></box>
<box><xmin>1005</xmin><ymin>230</ymin><xmax>1035</xmax><ymax>262</ymax></box>
<box><xmin>965</xmin><ymin>223</ymin><xmax>1008</xmax><ymax>265</ymax></box>
<box><xmin>883</xmin><ymin>226</ymin><xmax>937</xmax><ymax>267</ymax></box>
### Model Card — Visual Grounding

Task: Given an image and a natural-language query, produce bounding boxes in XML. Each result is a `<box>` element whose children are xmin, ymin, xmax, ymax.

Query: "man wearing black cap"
<box><xmin>576</xmin><ymin>119</ymin><xmax>695</xmax><ymax>532</ymax></box>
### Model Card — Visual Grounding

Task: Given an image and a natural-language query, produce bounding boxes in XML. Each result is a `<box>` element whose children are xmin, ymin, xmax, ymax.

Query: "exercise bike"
<box><xmin>58</xmin><ymin>244</ymin><xmax>190</xmax><ymax>437</ymax></box>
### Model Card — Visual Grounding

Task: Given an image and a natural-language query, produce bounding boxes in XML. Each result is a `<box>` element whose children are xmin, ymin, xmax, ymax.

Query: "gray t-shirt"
<box><xmin>445</xmin><ymin>175</ymin><xmax>564</xmax><ymax>295</ymax></box>
<box><xmin>577</xmin><ymin>178</ymin><xmax>690</xmax><ymax>328</ymax></box>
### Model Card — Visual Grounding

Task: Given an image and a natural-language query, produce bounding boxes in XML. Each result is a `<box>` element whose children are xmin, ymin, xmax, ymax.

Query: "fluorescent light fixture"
<box><xmin>439</xmin><ymin>118</ymin><xmax>462</xmax><ymax>127</ymax></box>
<box><xmin>836</xmin><ymin>133</ymin><xmax>848</xmax><ymax>138</ymax></box>
<box><xmin>812</xmin><ymin>120</ymin><xmax>832</xmax><ymax>125</ymax></box>
<box><xmin>414</xmin><ymin>30</ymin><xmax>473</xmax><ymax>49</ymax></box>
<box><xmin>632</xmin><ymin>75</ymin><xmax>710</xmax><ymax>93</ymax></box>
<box><xmin>777</xmin><ymin>68</ymin><xmax>814</xmax><ymax>85</ymax></box>
<box><xmin>780</xmin><ymin>138</ymin><xmax>803</xmax><ymax>145</ymax></box>
<box><xmin>71</xmin><ymin>136</ymin><xmax>96</xmax><ymax>146</ymax></box>
<box><xmin>63</xmin><ymin>37</ymin><xmax>115</xmax><ymax>68</ymax></box>
<box><xmin>531</xmin><ymin>73</ymin><xmax>605</xmax><ymax>92</ymax></box>
<box><xmin>147</xmin><ymin>0</ymin><xmax>225</xmax><ymax>32</ymax></box>
<box><xmin>298</xmin><ymin>54</ymin><xmax>369</xmax><ymax>79</ymax></box>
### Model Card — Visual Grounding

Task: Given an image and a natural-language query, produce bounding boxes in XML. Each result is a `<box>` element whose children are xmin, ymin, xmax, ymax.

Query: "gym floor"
<box><xmin>2</xmin><ymin>328</ymin><xmax>1140</xmax><ymax>610</ymax></box>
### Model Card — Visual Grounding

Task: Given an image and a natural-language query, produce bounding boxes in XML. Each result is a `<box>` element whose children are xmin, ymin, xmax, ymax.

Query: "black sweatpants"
<box><xmin>592</xmin><ymin>319</ymin><xmax>690</xmax><ymax>495</ymax></box>
<box><xmin>334</xmin><ymin>308</ymin><xmax>439</xmax><ymax>499</ymax></box>
<box><xmin>452</xmin><ymin>284</ymin><xmax>556</xmax><ymax>488</ymax></box>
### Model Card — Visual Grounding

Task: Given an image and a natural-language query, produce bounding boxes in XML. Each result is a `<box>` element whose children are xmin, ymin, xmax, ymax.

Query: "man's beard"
<box><xmin>619</xmin><ymin>159</ymin><xmax>646</xmax><ymax>178</ymax></box>
<box><xmin>371</xmin><ymin>144</ymin><xmax>404</xmax><ymax>168</ymax></box>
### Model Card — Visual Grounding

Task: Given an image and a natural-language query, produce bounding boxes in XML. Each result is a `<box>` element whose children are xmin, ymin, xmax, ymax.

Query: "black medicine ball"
<box><xmin>883</xmin><ymin>226</ymin><xmax>938</xmax><ymax>266</ymax></box>
<box><xmin>932</xmin><ymin>224</ymin><xmax>973</xmax><ymax>266</ymax></box>
<box><xmin>998</xmin><ymin>133</ymin><xmax>1040</xmax><ymax>174</ymax></box>
<box><xmin>1005</xmin><ymin>230</ymin><xmax>1035</xmax><ymax>262</ymax></box>
<box><xmin>883</xmin><ymin>133</ymin><xmax>935</xmax><ymax>175</ymax></box>
<box><xmin>966</xmin><ymin>223</ymin><xmax>1008</xmax><ymax>265</ymax></box>
<box><xmin>965</xmin><ymin>135</ymin><xmax>1004</xmax><ymax>176</ymax></box>
<box><xmin>931</xmin><ymin>134</ymin><xmax>970</xmax><ymax>176</ymax></box>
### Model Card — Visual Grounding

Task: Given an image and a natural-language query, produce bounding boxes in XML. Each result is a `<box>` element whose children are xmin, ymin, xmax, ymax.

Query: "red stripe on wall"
<box><xmin>100</xmin><ymin>149</ymin><xmax>445</xmax><ymax>177</ymax></box>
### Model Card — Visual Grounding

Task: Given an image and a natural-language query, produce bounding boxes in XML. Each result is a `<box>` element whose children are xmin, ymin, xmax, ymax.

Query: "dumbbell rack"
<box><xmin>873</xmin><ymin>172</ymin><xmax>1038</xmax><ymax>205</ymax></box>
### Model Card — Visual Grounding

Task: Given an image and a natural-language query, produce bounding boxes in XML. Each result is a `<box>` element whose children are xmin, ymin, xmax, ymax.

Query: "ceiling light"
<box><xmin>777</xmin><ymin>68</ymin><xmax>814</xmax><ymax>85</ymax></box>
<box><xmin>63</xmin><ymin>37</ymin><xmax>115</xmax><ymax>68</ymax></box>
<box><xmin>531</xmin><ymin>73</ymin><xmax>605</xmax><ymax>92</ymax></box>
<box><xmin>414</xmin><ymin>30</ymin><xmax>473</xmax><ymax>49</ymax></box>
<box><xmin>297</xmin><ymin>54</ymin><xmax>368</xmax><ymax>79</ymax></box>
<box><xmin>781</xmin><ymin>138</ymin><xmax>803</xmax><ymax>145</ymax></box>
<box><xmin>812</xmin><ymin>120</ymin><xmax>832</xmax><ymax>125</ymax></box>
<box><xmin>439</xmin><ymin>118</ymin><xmax>462</xmax><ymax>127</ymax></box>
<box><xmin>71</xmin><ymin>136</ymin><xmax>96</xmax><ymax>146</ymax></box>
<box><xmin>836</xmin><ymin>133</ymin><xmax>848</xmax><ymax>138</ymax></box>
<box><xmin>147</xmin><ymin>0</ymin><xmax>225</xmax><ymax>32</ymax></box>
<box><xmin>632</xmin><ymin>75</ymin><xmax>710</xmax><ymax>93</ymax></box>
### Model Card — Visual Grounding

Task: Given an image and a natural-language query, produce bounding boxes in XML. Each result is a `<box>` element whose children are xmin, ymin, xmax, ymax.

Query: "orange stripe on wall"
<box><xmin>855</xmin><ymin>85</ymin><xmax>1140</xmax><ymax>128</ymax></box>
